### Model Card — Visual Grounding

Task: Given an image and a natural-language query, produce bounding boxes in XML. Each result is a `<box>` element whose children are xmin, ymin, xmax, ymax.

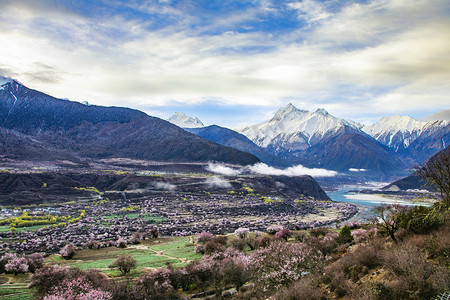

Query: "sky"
<box><xmin>0</xmin><ymin>0</ymin><xmax>449</xmax><ymax>127</ymax></box>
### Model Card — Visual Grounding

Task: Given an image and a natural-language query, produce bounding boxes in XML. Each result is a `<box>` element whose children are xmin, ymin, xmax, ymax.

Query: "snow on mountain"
<box><xmin>167</xmin><ymin>112</ymin><xmax>204</xmax><ymax>128</ymax></box>
<box><xmin>363</xmin><ymin>115</ymin><xmax>449</xmax><ymax>152</ymax></box>
<box><xmin>0</xmin><ymin>77</ymin><xmax>13</xmax><ymax>89</ymax></box>
<box><xmin>237</xmin><ymin>103</ymin><xmax>361</xmax><ymax>153</ymax></box>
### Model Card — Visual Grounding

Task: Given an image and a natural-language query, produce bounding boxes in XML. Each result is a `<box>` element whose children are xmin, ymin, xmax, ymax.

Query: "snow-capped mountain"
<box><xmin>237</xmin><ymin>103</ymin><xmax>362</xmax><ymax>154</ymax></box>
<box><xmin>0</xmin><ymin>77</ymin><xmax>14</xmax><ymax>91</ymax></box>
<box><xmin>363</xmin><ymin>115</ymin><xmax>450</xmax><ymax>164</ymax></box>
<box><xmin>167</xmin><ymin>112</ymin><xmax>204</xmax><ymax>128</ymax></box>
<box><xmin>237</xmin><ymin>103</ymin><xmax>407</xmax><ymax>178</ymax></box>
<box><xmin>363</xmin><ymin>115</ymin><xmax>427</xmax><ymax>151</ymax></box>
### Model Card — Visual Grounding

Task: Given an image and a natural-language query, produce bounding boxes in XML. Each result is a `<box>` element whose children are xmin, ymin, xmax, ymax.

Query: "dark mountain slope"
<box><xmin>399</xmin><ymin>121</ymin><xmax>450</xmax><ymax>166</ymax></box>
<box><xmin>186</xmin><ymin>125</ymin><xmax>289</xmax><ymax>166</ymax></box>
<box><xmin>384</xmin><ymin>146</ymin><xmax>450</xmax><ymax>191</ymax></box>
<box><xmin>0</xmin><ymin>80</ymin><xmax>259</xmax><ymax>165</ymax></box>
<box><xmin>0</xmin><ymin>171</ymin><xmax>330</xmax><ymax>205</ymax></box>
<box><xmin>300</xmin><ymin>127</ymin><xmax>407</xmax><ymax>180</ymax></box>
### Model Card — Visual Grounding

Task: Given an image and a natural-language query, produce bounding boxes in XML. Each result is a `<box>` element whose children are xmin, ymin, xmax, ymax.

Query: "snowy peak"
<box><xmin>167</xmin><ymin>112</ymin><xmax>204</xmax><ymax>128</ymax></box>
<box><xmin>0</xmin><ymin>76</ymin><xmax>13</xmax><ymax>86</ymax></box>
<box><xmin>0</xmin><ymin>77</ymin><xmax>14</xmax><ymax>90</ymax></box>
<box><xmin>237</xmin><ymin>103</ymin><xmax>359</xmax><ymax>152</ymax></box>
<box><xmin>363</xmin><ymin>115</ymin><xmax>449</xmax><ymax>151</ymax></box>
<box><xmin>364</xmin><ymin>115</ymin><xmax>426</xmax><ymax>136</ymax></box>
<box><xmin>315</xmin><ymin>108</ymin><xmax>329</xmax><ymax>116</ymax></box>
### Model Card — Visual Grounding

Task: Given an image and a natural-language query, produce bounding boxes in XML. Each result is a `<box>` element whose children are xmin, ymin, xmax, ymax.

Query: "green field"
<box><xmin>0</xmin><ymin>275</ymin><xmax>34</xmax><ymax>300</ymax></box>
<box><xmin>0</xmin><ymin>236</ymin><xmax>203</xmax><ymax>298</ymax></box>
<box><xmin>101</xmin><ymin>212</ymin><xmax>167</xmax><ymax>224</ymax></box>
<box><xmin>45</xmin><ymin>236</ymin><xmax>201</xmax><ymax>273</ymax></box>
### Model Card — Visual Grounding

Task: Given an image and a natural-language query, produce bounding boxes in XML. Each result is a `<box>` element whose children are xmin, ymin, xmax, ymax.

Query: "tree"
<box><xmin>5</xmin><ymin>256</ymin><xmax>28</xmax><ymax>275</ymax></box>
<box><xmin>26</xmin><ymin>253</ymin><xmax>45</xmax><ymax>273</ymax></box>
<box><xmin>372</xmin><ymin>204</ymin><xmax>407</xmax><ymax>244</ymax></box>
<box><xmin>109</xmin><ymin>255</ymin><xmax>136</xmax><ymax>275</ymax></box>
<box><xmin>275</xmin><ymin>228</ymin><xmax>292</xmax><ymax>241</ymax></box>
<box><xmin>149</xmin><ymin>227</ymin><xmax>159</xmax><ymax>239</ymax></box>
<box><xmin>416</xmin><ymin>147</ymin><xmax>450</xmax><ymax>206</ymax></box>
<box><xmin>336</xmin><ymin>225</ymin><xmax>353</xmax><ymax>244</ymax></box>
<box><xmin>60</xmin><ymin>244</ymin><xmax>77</xmax><ymax>259</ymax></box>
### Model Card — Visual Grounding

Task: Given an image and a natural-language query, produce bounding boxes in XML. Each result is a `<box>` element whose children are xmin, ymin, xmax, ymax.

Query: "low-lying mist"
<box><xmin>206</xmin><ymin>162</ymin><xmax>338</xmax><ymax>177</ymax></box>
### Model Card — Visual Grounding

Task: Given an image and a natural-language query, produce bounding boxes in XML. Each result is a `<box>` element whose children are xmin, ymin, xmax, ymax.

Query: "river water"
<box><xmin>326</xmin><ymin>185</ymin><xmax>432</xmax><ymax>222</ymax></box>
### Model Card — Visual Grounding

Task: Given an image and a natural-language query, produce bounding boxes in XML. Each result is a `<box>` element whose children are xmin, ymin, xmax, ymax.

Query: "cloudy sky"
<box><xmin>0</xmin><ymin>0</ymin><xmax>449</xmax><ymax>127</ymax></box>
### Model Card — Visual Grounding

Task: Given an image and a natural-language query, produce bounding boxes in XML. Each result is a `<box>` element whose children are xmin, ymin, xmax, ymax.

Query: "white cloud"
<box><xmin>206</xmin><ymin>163</ymin><xmax>241</xmax><ymax>176</ymax></box>
<box><xmin>349</xmin><ymin>168</ymin><xmax>367</xmax><ymax>172</ymax></box>
<box><xmin>0</xmin><ymin>0</ymin><xmax>448</xmax><ymax>125</ymax></box>
<box><xmin>154</xmin><ymin>182</ymin><xmax>176</xmax><ymax>191</ymax></box>
<box><xmin>246</xmin><ymin>163</ymin><xmax>338</xmax><ymax>177</ymax></box>
<box><xmin>205</xmin><ymin>176</ymin><xmax>233</xmax><ymax>189</ymax></box>
<box><xmin>287</xmin><ymin>0</ymin><xmax>332</xmax><ymax>24</ymax></box>
<box><xmin>206</xmin><ymin>162</ymin><xmax>337</xmax><ymax>177</ymax></box>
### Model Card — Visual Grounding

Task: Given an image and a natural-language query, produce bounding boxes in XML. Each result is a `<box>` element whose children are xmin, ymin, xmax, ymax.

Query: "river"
<box><xmin>326</xmin><ymin>184</ymin><xmax>432</xmax><ymax>222</ymax></box>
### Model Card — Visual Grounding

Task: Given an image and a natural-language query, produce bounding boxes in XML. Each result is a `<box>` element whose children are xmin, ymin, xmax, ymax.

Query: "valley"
<box><xmin>0</xmin><ymin>77</ymin><xmax>448</xmax><ymax>299</ymax></box>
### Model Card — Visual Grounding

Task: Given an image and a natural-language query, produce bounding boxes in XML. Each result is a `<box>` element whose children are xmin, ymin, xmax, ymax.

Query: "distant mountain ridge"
<box><xmin>185</xmin><ymin>125</ymin><xmax>289</xmax><ymax>166</ymax></box>
<box><xmin>230</xmin><ymin>103</ymin><xmax>405</xmax><ymax>178</ymax></box>
<box><xmin>0</xmin><ymin>79</ymin><xmax>260</xmax><ymax>165</ymax></box>
<box><xmin>168</xmin><ymin>112</ymin><xmax>204</xmax><ymax>128</ymax></box>
<box><xmin>237</xmin><ymin>103</ymin><xmax>363</xmax><ymax>153</ymax></box>
<box><xmin>383</xmin><ymin>145</ymin><xmax>450</xmax><ymax>192</ymax></box>
<box><xmin>172</xmin><ymin>104</ymin><xmax>448</xmax><ymax>179</ymax></box>
<box><xmin>363</xmin><ymin>115</ymin><xmax>450</xmax><ymax>165</ymax></box>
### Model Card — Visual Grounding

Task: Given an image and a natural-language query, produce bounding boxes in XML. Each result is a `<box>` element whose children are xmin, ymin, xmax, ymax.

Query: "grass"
<box><xmin>102</xmin><ymin>213</ymin><xmax>167</xmax><ymax>223</ymax></box>
<box><xmin>0</xmin><ymin>274</ymin><xmax>34</xmax><ymax>300</ymax></box>
<box><xmin>147</xmin><ymin>237</ymin><xmax>202</xmax><ymax>261</ymax></box>
<box><xmin>0</xmin><ymin>287</ymin><xmax>34</xmax><ymax>300</ymax></box>
<box><xmin>0</xmin><ymin>236</ymin><xmax>202</xmax><ymax>299</ymax></box>
<box><xmin>46</xmin><ymin>236</ymin><xmax>201</xmax><ymax>273</ymax></box>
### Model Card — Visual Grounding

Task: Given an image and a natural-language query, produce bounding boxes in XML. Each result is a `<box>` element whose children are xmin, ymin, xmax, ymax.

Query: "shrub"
<box><xmin>230</xmin><ymin>238</ymin><xmax>247</xmax><ymax>251</ymax></box>
<box><xmin>5</xmin><ymin>255</ymin><xmax>28</xmax><ymax>275</ymax></box>
<box><xmin>401</xmin><ymin>205</ymin><xmax>445</xmax><ymax>234</ymax></box>
<box><xmin>203</xmin><ymin>241</ymin><xmax>226</xmax><ymax>254</ymax></box>
<box><xmin>384</xmin><ymin>246</ymin><xmax>450</xmax><ymax>299</ymax></box>
<box><xmin>276</xmin><ymin>276</ymin><xmax>326</xmax><ymax>300</ymax></box>
<box><xmin>115</xmin><ymin>237</ymin><xmax>127</xmax><ymax>248</ymax></box>
<box><xmin>212</xmin><ymin>235</ymin><xmax>228</xmax><ymax>245</ymax></box>
<box><xmin>337</xmin><ymin>225</ymin><xmax>353</xmax><ymax>244</ymax></box>
<box><xmin>249</xmin><ymin>240</ymin><xmax>324</xmax><ymax>290</ymax></box>
<box><xmin>60</xmin><ymin>244</ymin><xmax>77</xmax><ymax>259</ymax></box>
<box><xmin>138</xmin><ymin>268</ymin><xmax>181</xmax><ymax>300</ymax></box>
<box><xmin>149</xmin><ymin>227</ymin><xmax>159</xmax><ymax>239</ymax></box>
<box><xmin>43</xmin><ymin>277</ymin><xmax>112</xmax><ymax>300</ymax></box>
<box><xmin>309</xmin><ymin>227</ymin><xmax>329</xmax><ymax>238</ymax></box>
<box><xmin>109</xmin><ymin>255</ymin><xmax>136</xmax><ymax>275</ymax></box>
<box><xmin>324</xmin><ymin>241</ymin><xmax>382</xmax><ymax>283</ymax></box>
<box><xmin>275</xmin><ymin>228</ymin><xmax>292</xmax><ymax>241</ymax></box>
<box><xmin>26</xmin><ymin>253</ymin><xmax>45</xmax><ymax>273</ymax></box>
<box><xmin>351</xmin><ymin>229</ymin><xmax>369</xmax><ymax>243</ymax></box>
<box><xmin>30</xmin><ymin>266</ymin><xmax>110</xmax><ymax>299</ymax></box>
<box><xmin>234</xmin><ymin>227</ymin><xmax>250</xmax><ymax>239</ymax></box>
<box><xmin>254</xmin><ymin>235</ymin><xmax>274</xmax><ymax>249</ymax></box>
<box><xmin>266</xmin><ymin>224</ymin><xmax>283</xmax><ymax>234</ymax></box>
<box><xmin>195</xmin><ymin>231</ymin><xmax>214</xmax><ymax>244</ymax></box>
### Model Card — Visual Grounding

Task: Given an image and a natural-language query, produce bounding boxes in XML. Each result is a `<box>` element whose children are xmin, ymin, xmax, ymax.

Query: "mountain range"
<box><xmin>169</xmin><ymin>104</ymin><xmax>449</xmax><ymax>180</ymax></box>
<box><xmin>0</xmin><ymin>78</ymin><xmax>259</xmax><ymax>166</ymax></box>
<box><xmin>1</xmin><ymin>77</ymin><xmax>447</xmax><ymax>180</ymax></box>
